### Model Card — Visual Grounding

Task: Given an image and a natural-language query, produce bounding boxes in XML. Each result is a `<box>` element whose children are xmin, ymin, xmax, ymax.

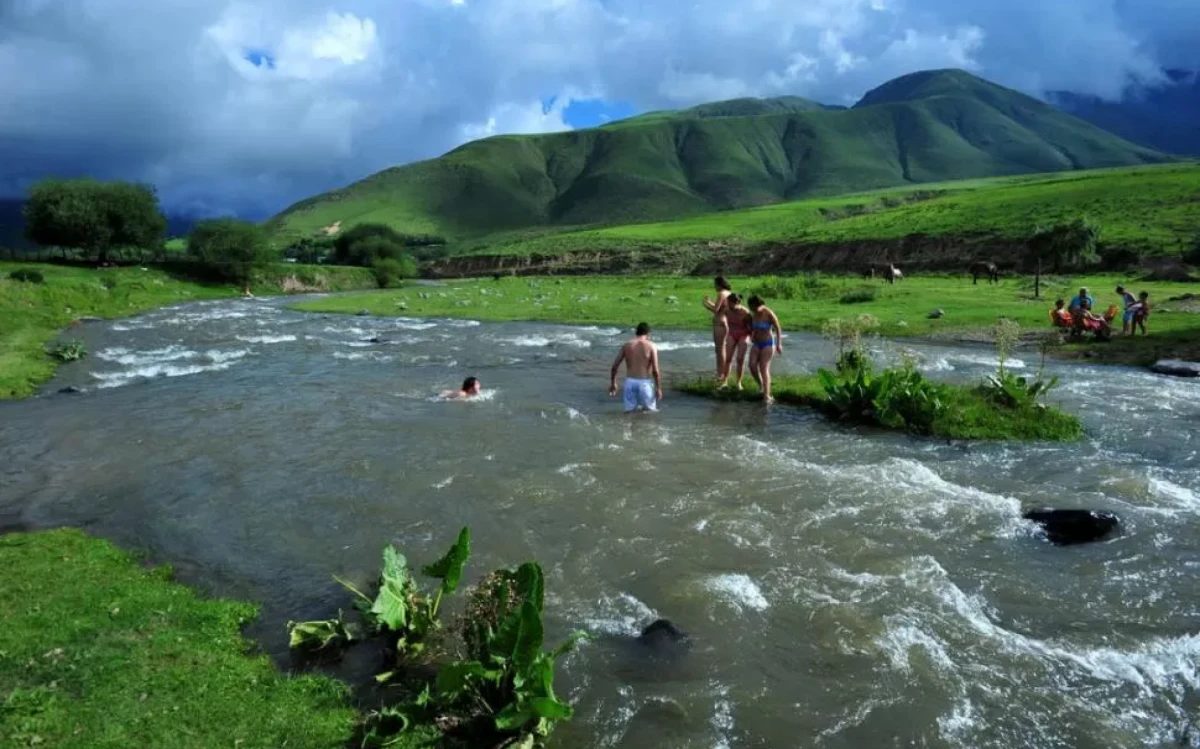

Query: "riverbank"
<box><xmin>292</xmin><ymin>273</ymin><xmax>1200</xmax><ymax>368</ymax></box>
<box><xmin>0</xmin><ymin>261</ymin><xmax>376</xmax><ymax>400</ymax></box>
<box><xmin>0</xmin><ymin>528</ymin><xmax>357</xmax><ymax>748</ymax></box>
<box><xmin>679</xmin><ymin>374</ymin><xmax>1083</xmax><ymax>441</ymax></box>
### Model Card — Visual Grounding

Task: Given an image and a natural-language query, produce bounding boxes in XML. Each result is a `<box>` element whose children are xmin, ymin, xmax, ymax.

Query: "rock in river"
<box><xmin>1023</xmin><ymin>508</ymin><xmax>1120</xmax><ymax>545</ymax></box>
<box><xmin>1150</xmin><ymin>359</ymin><xmax>1200</xmax><ymax>378</ymax></box>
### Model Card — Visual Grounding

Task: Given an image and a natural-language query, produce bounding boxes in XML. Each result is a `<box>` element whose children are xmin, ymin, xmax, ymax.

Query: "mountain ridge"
<box><xmin>267</xmin><ymin>68</ymin><xmax>1170</xmax><ymax>248</ymax></box>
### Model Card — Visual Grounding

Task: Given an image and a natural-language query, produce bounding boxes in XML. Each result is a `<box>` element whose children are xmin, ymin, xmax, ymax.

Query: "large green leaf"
<box><xmin>529</xmin><ymin>697</ymin><xmax>572</xmax><ymax>721</ymax></box>
<box><xmin>514</xmin><ymin>562</ymin><xmax>544</xmax><ymax>613</ymax></box>
<box><xmin>371</xmin><ymin>545</ymin><xmax>413</xmax><ymax>632</ymax></box>
<box><xmin>512</xmin><ymin>600</ymin><xmax>544</xmax><ymax>673</ymax></box>
<box><xmin>494</xmin><ymin>702</ymin><xmax>533</xmax><ymax>731</ymax></box>
<box><xmin>421</xmin><ymin>526</ymin><xmax>471</xmax><ymax>595</ymax></box>
<box><xmin>435</xmin><ymin>660</ymin><xmax>488</xmax><ymax>699</ymax></box>
<box><xmin>286</xmin><ymin>614</ymin><xmax>358</xmax><ymax>650</ymax></box>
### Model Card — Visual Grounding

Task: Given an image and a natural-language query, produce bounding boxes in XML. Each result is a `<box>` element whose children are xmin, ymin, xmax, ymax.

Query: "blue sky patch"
<box><xmin>244</xmin><ymin>49</ymin><xmax>276</xmax><ymax>69</ymax></box>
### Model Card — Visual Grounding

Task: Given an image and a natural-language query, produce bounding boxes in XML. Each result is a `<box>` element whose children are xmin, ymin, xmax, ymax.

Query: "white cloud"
<box><xmin>0</xmin><ymin>0</ymin><xmax>1194</xmax><ymax>217</ymax></box>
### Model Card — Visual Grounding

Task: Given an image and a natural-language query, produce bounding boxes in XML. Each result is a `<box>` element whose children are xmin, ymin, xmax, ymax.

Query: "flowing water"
<box><xmin>2</xmin><ymin>294</ymin><xmax>1199</xmax><ymax>748</ymax></box>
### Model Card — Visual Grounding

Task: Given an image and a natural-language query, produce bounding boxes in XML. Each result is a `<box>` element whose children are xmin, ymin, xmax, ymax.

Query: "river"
<box><xmin>1</xmin><ymin>295</ymin><xmax>1198</xmax><ymax>748</ymax></box>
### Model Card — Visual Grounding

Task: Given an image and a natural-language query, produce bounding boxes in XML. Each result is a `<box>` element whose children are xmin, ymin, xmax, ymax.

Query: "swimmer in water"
<box><xmin>608</xmin><ymin>322</ymin><xmax>662</xmax><ymax>412</ymax></box>
<box><xmin>443</xmin><ymin>376</ymin><xmax>482</xmax><ymax>399</ymax></box>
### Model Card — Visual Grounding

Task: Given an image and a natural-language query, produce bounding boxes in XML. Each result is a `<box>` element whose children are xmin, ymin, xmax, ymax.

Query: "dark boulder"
<box><xmin>355</xmin><ymin>310</ymin><xmax>371</xmax><ymax>317</ymax></box>
<box><xmin>57</xmin><ymin>386</ymin><xmax>84</xmax><ymax>395</ymax></box>
<box><xmin>1151</xmin><ymin>359</ymin><xmax>1200</xmax><ymax>378</ymax></box>
<box><xmin>1023</xmin><ymin>508</ymin><xmax>1120</xmax><ymax>545</ymax></box>
<box><xmin>637</xmin><ymin>619</ymin><xmax>691</xmax><ymax>652</ymax></box>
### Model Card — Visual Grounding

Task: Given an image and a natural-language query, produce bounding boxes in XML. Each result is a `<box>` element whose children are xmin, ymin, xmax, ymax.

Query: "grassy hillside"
<box><xmin>267</xmin><ymin>69</ymin><xmax>1170</xmax><ymax>248</ymax></box>
<box><xmin>445</xmin><ymin>163</ymin><xmax>1199</xmax><ymax>261</ymax></box>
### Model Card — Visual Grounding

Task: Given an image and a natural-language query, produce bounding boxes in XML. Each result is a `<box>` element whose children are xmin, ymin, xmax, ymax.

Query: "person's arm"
<box><xmin>651</xmin><ymin>346</ymin><xmax>663</xmax><ymax>401</ymax></box>
<box><xmin>608</xmin><ymin>347</ymin><xmax>626</xmax><ymax>396</ymax></box>
<box><xmin>770</xmin><ymin>309</ymin><xmax>783</xmax><ymax>352</ymax></box>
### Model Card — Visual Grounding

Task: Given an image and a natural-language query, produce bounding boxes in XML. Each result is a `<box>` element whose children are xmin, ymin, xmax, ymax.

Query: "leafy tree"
<box><xmin>186</xmin><ymin>219</ymin><xmax>277</xmax><ymax>288</ymax></box>
<box><xmin>372</xmin><ymin>256</ymin><xmax>417</xmax><ymax>288</ymax></box>
<box><xmin>23</xmin><ymin>178</ymin><xmax>167</xmax><ymax>263</ymax></box>
<box><xmin>1026</xmin><ymin>218</ymin><xmax>1100</xmax><ymax>298</ymax></box>
<box><xmin>332</xmin><ymin>223</ymin><xmax>444</xmax><ymax>266</ymax></box>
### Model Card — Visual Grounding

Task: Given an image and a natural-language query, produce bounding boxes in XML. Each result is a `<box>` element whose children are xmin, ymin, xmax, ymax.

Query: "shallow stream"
<box><xmin>1</xmin><ymin>295</ymin><xmax>1198</xmax><ymax>748</ymax></box>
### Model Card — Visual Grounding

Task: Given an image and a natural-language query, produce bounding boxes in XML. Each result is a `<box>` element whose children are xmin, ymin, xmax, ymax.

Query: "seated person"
<box><xmin>1078</xmin><ymin>301</ymin><xmax>1110</xmax><ymax>331</ymax></box>
<box><xmin>1050</xmin><ymin>299</ymin><xmax>1073</xmax><ymax>327</ymax></box>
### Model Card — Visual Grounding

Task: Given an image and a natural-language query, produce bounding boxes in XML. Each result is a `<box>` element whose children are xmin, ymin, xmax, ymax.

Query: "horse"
<box><xmin>863</xmin><ymin>263</ymin><xmax>902</xmax><ymax>284</ymax></box>
<box><xmin>970</xmin><ymin>261</ymin><xmax>999</xmax><ymax>285</ymax></box>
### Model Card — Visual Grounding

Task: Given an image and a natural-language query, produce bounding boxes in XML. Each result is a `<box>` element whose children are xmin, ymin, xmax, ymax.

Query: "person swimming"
<box><xmin>722</xmin><ymin>293</ymin><xmax>753</xmax><ymax>390</ymax></box>
<box><xmin>747</xmin><ymin>295</ymin><xmax>782</xmax><ymax>404</ymax></box>
<box><xmin>443</xmin><ymin>376</ymin><xmax>483</xmax><ymax>399</ymax></box>
<box><xmin>702</xmin><ymin>276</ymin><xmax>733</xmax><ymax>384</ymax></box>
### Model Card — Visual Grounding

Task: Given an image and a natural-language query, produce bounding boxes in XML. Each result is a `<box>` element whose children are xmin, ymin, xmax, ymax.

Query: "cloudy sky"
<box><xmin>1</xmin><ymin>0</ymin><xmax>1196</xmax><ymax>219</ymax></box>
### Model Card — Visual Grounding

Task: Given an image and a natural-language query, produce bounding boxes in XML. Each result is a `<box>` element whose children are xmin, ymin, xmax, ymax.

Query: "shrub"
<box><xmin>748</xmin><ymin>273</ymin><xmax>827</xmax><ymax>301</ymax></box>
<box><xmin>186</xmin><ymin>219</ymin><xmax>277</xmax><ymax>287</ymax></box>
<box><xmin>372</xmin><ymin>257</ymin><xmax>406</xmax><ymax>288</ymax></box>
<box><xmin>8</xmin><ymin>268</ymin><xmax>44</xmax><ymax>283</ymax></box>
<box><xmin>839</xmin><ymin>287</ymin><xmax>877</xmax><ymax>304</ymax></box>
<box><xmin>817</xmin><ymin>363</ymin><xmax>945</xmax><ymax>435</ymax></box>
<box><xmin>333</xmin><ymin>224</ymin><xmax>446</xmax><ymax>266</ymax></box>
<box><xmin>821</xmin><ymin>314</ymin><xmax>879</xmax><ymax>365</ymax></box>
<box><xmin>48</xmin><ymin>339</ymin><xmax>87</xmax><ymax>362</ymax></box>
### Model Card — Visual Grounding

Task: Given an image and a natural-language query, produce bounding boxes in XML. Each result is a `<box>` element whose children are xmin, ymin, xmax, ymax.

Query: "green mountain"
<box><xmin>267</xmin><ymin>69</ymin><xmax>1171</xmax><ymax>247</ymax></box>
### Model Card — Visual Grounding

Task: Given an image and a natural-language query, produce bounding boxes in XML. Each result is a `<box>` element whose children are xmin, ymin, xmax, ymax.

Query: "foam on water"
<box><xmin>97</xmin><ymin>345</ymin><xmax>196</xmax><ymax>366</ymax></box>
<box><xmin>655</xmin><ymin>340</ymin><xmax>709</xmax><ymax>351</ymax></box>
<box><xmin>702</xmin><ymin>573</ymin><xmax>770</xmax><ymax>612</ymax></box>
<box><xmin>235</xmin><ymin>334</ymin><xmax>297</xmax><ymax>344</ymax></box>
<box><xmin>577</xmin><ymin>592</ymin><xmax>658</xmax><ymax>637</ymax></box>
<box><xmin>494</xmin><ymin>333</ymin><xmax>591</xmax><ymax>348</ymax></box>
<box><xmin>91</xmin><ymin>361</ymin><xmax>240</xmax><ymax>389</ymax></box>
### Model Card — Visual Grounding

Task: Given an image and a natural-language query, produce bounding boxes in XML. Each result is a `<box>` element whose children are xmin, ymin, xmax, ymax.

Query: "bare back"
<box><xmin>621</xmin><ymin>337</ymin><xmax>657</xmax><ymax>379</ymax></box>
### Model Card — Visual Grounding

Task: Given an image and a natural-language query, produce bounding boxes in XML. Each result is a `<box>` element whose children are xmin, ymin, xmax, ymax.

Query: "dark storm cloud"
<box><xmin>0</xmin><ymin>0</ymin><xmax>1193</xmax><ymax>217</ymax></box>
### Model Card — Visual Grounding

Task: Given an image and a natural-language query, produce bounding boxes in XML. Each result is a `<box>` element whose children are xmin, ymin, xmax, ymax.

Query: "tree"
<box><xmin>1026</xmin><ymin>218</ymin><xmax>1100</xmax><ymax>298</ymax></box>
<box><xmin>372</xmin><ymin>256</ymin><xmax>418</xmax><ymax>288</ymax></box>
<box><xmin>23</xmin><ymin>178</ymin><xmax>167</xmax><ymax>263</ymax></box>
<box><xmin>187</xmin><ymin>219</ymin><xmax>277</xmax><ymax>289</ymax></box>
<box><xmin>331</xmin><ymin>222</ymin><xmax>445</xmax><ymax>265</ymax></box>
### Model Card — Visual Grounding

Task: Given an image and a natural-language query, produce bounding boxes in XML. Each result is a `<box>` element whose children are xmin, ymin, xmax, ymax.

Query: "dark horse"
<box><xmin>970</xmin><ymin>261</ymin><xmax>999</xmax><ymax>285</ymax></box>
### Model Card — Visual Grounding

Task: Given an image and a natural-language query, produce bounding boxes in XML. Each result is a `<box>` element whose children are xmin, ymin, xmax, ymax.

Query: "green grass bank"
<box><xmin>293</xmin><ymin>272</ymin><xmax>1200</xmax><ymax>366</ymax></box>
<box><xmin>678</xmin><ymin>375</ymin><xmax>1083</xmax><ymax>442</ymax></box>
<box><xmin>0</xmin><ymin>528</ymin><xmax>357</xmax><ymax>749</ymax></box>
<box><xmin>0</xmin><ymin>262</ymin><xmax>376</xmax><ymax>400</ymax></box>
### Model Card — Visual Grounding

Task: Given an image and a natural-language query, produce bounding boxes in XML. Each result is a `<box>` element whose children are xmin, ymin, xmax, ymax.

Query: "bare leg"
<box><xmin>759</xmin><ymin>346</ymin><xmax>776</xmax><ymax>403</ymax></box>
<box><xmin>734</xmin><ymin>339</ymin><xmax>748</xmax><ymax>389</ymax></box>
<box><xmin>713</xmin><ymin>324</ymin><xmax>729</xmax><ymax>384</ymax></box>
<box><xmin>748</xmin><ymin>345</ymin><xmax>763</xmax><ymax>391</ymax></box>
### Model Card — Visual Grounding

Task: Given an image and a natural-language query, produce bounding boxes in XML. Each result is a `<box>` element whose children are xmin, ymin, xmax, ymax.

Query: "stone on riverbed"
<box><xmin>1023</xmin><ymin>508</ymin><xmax>1120</xmax><ymax>545</ymax></box>
<box><xmin>1150</xmin><ymin>359</ymin><xmax>1200</xmax><ymax>378</ymax></box>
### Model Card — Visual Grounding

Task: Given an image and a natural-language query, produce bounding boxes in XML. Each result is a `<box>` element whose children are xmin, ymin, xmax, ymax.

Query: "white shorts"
<box><xmin>623</xmin><ymin>378</ymin><xmax>657</xmax><ymax>412</ymax></box>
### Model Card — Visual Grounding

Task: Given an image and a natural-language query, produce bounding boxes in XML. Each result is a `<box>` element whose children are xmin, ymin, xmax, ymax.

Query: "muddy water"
<box><xmin>2</xmin><ymin>295</ymin><xmax>1198</xmax><ymax>748</ymax></box>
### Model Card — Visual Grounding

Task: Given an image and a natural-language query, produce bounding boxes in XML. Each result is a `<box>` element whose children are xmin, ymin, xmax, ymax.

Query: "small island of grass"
<box><xmin>680</xmin><ymin>317</ymin><xmax>1084</xmax><ymax>442</ymax></box>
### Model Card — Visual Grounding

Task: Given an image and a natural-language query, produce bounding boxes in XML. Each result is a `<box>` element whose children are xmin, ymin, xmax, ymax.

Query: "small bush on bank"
<box><xmin>371</xmin><ymin>256</ymin><xmax>417</xmax><ymax>288</ymax></box>
<box><xmin>48</xmin><ymin>339</ymin><xmax>87</xmax><ymax>361</ymax></box>
<box><xmin>8</xmin><ymin>268</ymin><xmax>44</xmax><ymax>283</ymax></box>
<box><xmin>839</xmin><ymin>287</ymin><xmax>877</xmax><ymax>304</ymax></box>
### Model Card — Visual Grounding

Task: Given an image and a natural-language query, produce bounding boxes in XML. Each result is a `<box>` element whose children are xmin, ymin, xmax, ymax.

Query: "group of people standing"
<box><xmin>703</xmin><ymin>277</ymin><xmax>783</xmax><ymax>403</ymax></box>
<box><xmin>606</xmin><ymin>276</ymin><xmax>784</xmax><ymax>413</ymax></box>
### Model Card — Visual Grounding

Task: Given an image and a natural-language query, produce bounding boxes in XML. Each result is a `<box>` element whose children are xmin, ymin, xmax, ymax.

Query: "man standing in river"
<box><xmin>609</xmin><ymin>322</ymin><xmax>662</xmax><ymax>412</ymax></box>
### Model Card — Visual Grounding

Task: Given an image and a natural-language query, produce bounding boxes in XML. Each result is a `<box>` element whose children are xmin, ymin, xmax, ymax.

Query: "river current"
<box><xmin>1</xmin><ymin>294</ymin><xmax>1198</xmax><ymax>748</ymax></box>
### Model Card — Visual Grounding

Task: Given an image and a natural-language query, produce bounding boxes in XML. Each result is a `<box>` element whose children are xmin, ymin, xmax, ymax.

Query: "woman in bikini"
<box><xmin>702</xmin><ymin>276</ymin><xmax>733</xmax><ymax>382</ymax></box>
<box><xmin>747</xmin><ymin>295</ymin><xmax>783</xmax><ymax>404</ymax></box>
<box><xmin>722</xmin><ymin>293</ymin><xmax>753</xmax><ymax>389</ymax></box>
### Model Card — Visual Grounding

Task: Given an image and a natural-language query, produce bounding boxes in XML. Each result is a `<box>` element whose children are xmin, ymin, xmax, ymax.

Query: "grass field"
<box><xmin>267</xmin><ymin>69</ymin><xmax>1169</xmax><ymax>249</ymax></box>
<box><xmin>293</xmin><ymin>272</ymin><xmax>1200</xmax><ymax>366</ymax></box>
<box><xmin>467</xmin><ymin>163</ymin><xmax>1200</xmax><ymax>257</ymax></box>
<box><xmin>0</xmin><ymin>529</ymin><xmax>356</xmax><ymax>749</ymax></box>
<box><xmin>0</xmin><ymin>262</ymin><xmax>377</xmax><ymax>400</ymax></box>
<box><xmin>680</xmin><ymin>375</ymin><xmax>1083</xmax><ymax>441</ymax></box>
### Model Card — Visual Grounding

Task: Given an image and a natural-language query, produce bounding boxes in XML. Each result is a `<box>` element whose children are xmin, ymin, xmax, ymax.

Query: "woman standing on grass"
<box><xmin>722</xmin><ymin>293</ymin><xmax>753</xmax><ymax>389</ymax></box>
<box><xmin>747</xmin><ymin>295</ymin><xmax>783</xmax><ymax>404</ymax></box>
<box><xmin>702</xmin><ymin>276</ymin><xmax>733</xmax><ymax>382</ymax></box>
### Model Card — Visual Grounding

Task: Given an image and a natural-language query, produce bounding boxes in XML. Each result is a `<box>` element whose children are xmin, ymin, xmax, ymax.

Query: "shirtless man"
<box><xmin>608</xmin><ymin>322</ymin><xmax>662</xmax><ymax>412</ymax></box>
